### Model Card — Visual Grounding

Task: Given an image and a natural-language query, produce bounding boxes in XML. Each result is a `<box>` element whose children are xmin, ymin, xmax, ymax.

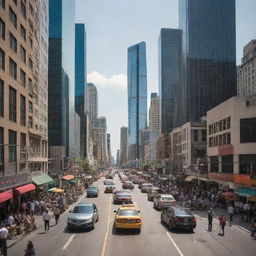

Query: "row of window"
<box><xmin>0</xmin><ymin>80</ymin><xmax>34</xmax><ymax>128</ymax></box>
<box><xmin>208</xmin><ymin>132</ymin><xmax>231</xmax><ymax>147</ymax></box>
<box><xmin>208</xmin><ymin>117</ymin><xmax>230</xmax><ymax>135</ymax></box>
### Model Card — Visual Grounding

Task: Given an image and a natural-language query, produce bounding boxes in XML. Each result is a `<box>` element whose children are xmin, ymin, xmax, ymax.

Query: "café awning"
<box><xmin>14</xmin><ymin>184</ymin><xmax>36</xmax><ymax>194</ymax></box>
<box><xmin>32</xmin><ymin>173</ymin><xmax>53</xmax><ymax>186</ymax></box>
<box><xmin>235</xmin><ymin>187</ymin><xmax>256</xmax><ymax>197</ymax></box>
<box><xmin>0</xmin><ymin>190</ymin><xmax>13</xmax><ymax>203</ymax></box>
<box><xmin>62</xmin><ymin>175</ymin><xmax>74</xmax><ymax>180</ymax></box>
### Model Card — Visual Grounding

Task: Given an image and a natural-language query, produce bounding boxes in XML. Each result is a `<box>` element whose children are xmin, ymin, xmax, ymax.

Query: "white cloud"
<box><xmin>87</xmin><ymin>71</ymin><xmax>127</xmax><ymax>91</ymax></box>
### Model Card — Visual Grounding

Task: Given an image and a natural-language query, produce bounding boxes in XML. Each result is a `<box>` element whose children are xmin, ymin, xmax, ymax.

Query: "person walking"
<box><xmin>251</xmin><ymin>218</ymin><xmax>256</xmax><ymax>238</ymax></box>
<box><xmin>218</xmin><ymin>214</ymin><xmax>227</xmax><ymax>236</ymax></box>
<box><xmin>0</xmin><ymin>223</ymin><xmax>8</xmax><ymax>256</ymax></box>
<box><xmin>227</xmin><ymin>204</ymin><xmax>234</xmax><ymax>226</ymax></box>
<box><xmin>208</xmin><ymin>208</ymin><xmax>215</xmax><ymax>231</ymax></box>
<box><xmin>54</xmin><ymin>206</ymin><xmax>60</xmax><ymax>225</ymax></box>
<box><xmin>24</xmin><ymin>240</ymin><xmax>36</xmax><ymax>256</ymax></box>
<box><xmin>42</xmin><ymin>210</ymin><xmax>50</xmax><ymax>232</ymax></box>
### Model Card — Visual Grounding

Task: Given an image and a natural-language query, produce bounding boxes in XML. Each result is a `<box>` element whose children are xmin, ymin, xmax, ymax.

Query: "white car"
<box><xmin>141</xmin><ymin>183</ymin><xmax>153</xmax><ymax>193</ymax></box>
<box><xmin>153</xmin><ymin>194</ymin><xmax>176</xmax><ymax>210</ymax></box>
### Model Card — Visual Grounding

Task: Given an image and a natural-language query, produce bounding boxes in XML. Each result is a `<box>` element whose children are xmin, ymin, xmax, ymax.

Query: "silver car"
<box><xmin>67</xmin><ymin>203</ymin><xmax>99</xmax><ymax>230</ymax></box>
<box><xmin>153</xmin><ymin>194</ymin><xmax>176</xmax><ymax>210</ymax></box>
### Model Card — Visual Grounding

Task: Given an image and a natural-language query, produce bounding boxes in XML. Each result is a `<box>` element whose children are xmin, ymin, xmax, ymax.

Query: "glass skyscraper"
<box><xmin>127</xmin><ymin>42</ymin><xmax>147</xmax><ymax>161</ymax></box>
<box><xmin>158</xmin><ymin>29</ymin><xmax>182</xmax><ymax>133</ymax></box>
<box><xmin>48</xmin><ymin>0</ymin><xmax>80</xmax><ymax>159</ymax></box>
<box><xmin>75</xmin><ymin>23</ymin><xmax>87</xmax><ymax>157</ymax></box>
<box><xmin>178</xmin><ymin>0</ymin><xmax>237</xmax><ymax>125</ymax></box>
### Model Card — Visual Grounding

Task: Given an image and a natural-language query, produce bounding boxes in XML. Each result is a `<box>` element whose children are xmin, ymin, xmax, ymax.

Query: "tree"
<box><xmin>76</xmin><ymin>158</ymin><xmax>92</xmax><ymax>173</ymax></box>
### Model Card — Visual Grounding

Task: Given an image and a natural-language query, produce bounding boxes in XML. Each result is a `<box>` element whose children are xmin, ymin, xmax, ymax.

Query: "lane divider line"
<box><xmin>166</xmin><ymin>232</ymin><xmax>184</xmax><ymax>256</ymax></box>
<box><xmin>101</xmin><ymin>196</ymin><xmax>112</xmax><ymax>256</ymax></box>
<box><xmin>62</xmin><ymin>234</ymin><xmax>75</xmax><ymax>250</ymax></box>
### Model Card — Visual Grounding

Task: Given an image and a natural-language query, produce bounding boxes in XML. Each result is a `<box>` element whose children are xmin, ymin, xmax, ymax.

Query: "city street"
<box><xmin>9</xmin><ymin>170</ymin><xmax>256</xmax><ymax>256</ymax></box>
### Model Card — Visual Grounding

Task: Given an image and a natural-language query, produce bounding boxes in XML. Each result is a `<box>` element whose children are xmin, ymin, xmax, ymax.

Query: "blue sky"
<box><xmin>76</xmin><ymin>0</ymin><xmax>256</xmax><ymax>158</ymax></box>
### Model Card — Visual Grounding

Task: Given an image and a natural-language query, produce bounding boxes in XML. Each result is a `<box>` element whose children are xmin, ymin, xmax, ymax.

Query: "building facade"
<box><xmin>75</xmin><ymin>23</ymin><xmax>87</xmax><ymax>157</ymax></box>
<box><xmin>0</xmin><ymin>0</ymin><xmax>49</xmax><ymax>192</ymax></box>
<box><xmin>119</xmin><ymin>126</ymin><xmax>128</xmax><ymax>167</ymax></box>
<box><xmin>48</xmin><ymin>0</ymin><xmax>80</xmax><ymax>171</ymax></box>
<box><xmin>107</xmin><ymin>133</ymin><xmax>111</xmax><ymax>166</ymax></box>
<box><xmin>127</xmin><ymin>42</ymin><xmax>147</xmax><ymax>161</ymax></box>
<box><xmin>207</xmin><ymin>96</ymin><xmax>256</xmax><ymax>188</ymax></box>
<box><xmin>149</xmin><ymin>92</ymin><xmax>160</xmax><ymax>133</ymax></box>
<box><xmin>85</xmin><ymin>83</ymin><xmax>98</xmax><ymax>125</ymax></box>
<box><xmin>237</xmin><ymin>40</ymin><xmax>256</xmax><ymax>97</ymax></box>
<box><xmin>178</xmin><ymin>0</ymin><xmax>237</xmax><ymax>125</ymax></box>
<box><xmin>158</xmin><ymin>28</ymin><xmax>181</xmax><ymax>133</ymax></box>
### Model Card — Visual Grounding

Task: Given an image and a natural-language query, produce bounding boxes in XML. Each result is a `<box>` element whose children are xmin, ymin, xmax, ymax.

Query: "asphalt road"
<box><xmin>9</xmin><ymin>169</ymin><xmax>256</xmax><ymax>256</ymax></box>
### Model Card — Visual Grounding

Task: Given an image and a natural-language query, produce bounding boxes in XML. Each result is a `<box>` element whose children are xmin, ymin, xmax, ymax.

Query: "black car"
<box><xmin>161</xmin><ymin>207</ymin><xmax>196</xmax><ymax>231</ymax></box>
<box><xmin>113</xmin><ymin>190</ymin><xmax>132</xmax><ymax>204</ymax></box>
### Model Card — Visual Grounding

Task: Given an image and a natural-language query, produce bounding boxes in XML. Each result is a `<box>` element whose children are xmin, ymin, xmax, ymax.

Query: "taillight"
<box><xmin>116</xmin><ymin>218</ymin><xmax>126</xmax><ymax>223</ymax></box>
<box><xmin>174</xmin><ymin>217</ymin><xmax>180</xmax><ymax>222</ymax></box>
<box><xmin>191</xmin><ymin>218</ymin><xmax>196</xmax><ymax>222</ymax></box>
<box><xmin>135</xmin><ymin>219</ymin><xmax>141</xmax><ymax>223</ymax></box>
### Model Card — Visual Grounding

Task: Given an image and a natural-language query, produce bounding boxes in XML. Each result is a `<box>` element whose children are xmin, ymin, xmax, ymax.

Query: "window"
<box><xmin>0</xmin><ymin>0</ymin><xmax>5</xmax><ymax>9</ymax></box>
<box><xmin>9</xmin><ymin>58</ymin><xmax>17</xmax><ymax>79</ymax></box>
<box><xmin>29</xmin><ymin>37</ymin><xmax>33</xmax><ymax>48</ymax></box>
<box><xmin>28</xmin><ymin>101</ymin><xmax>33</xmax><ymax>113</ymax></box>
<box><xmin>9</xmin><ymin>32</ymin><xmax>17</xmax><ymax>52</ymax></box>
<box><xmin>193</xmin><ymin>130</ymin><xmax>198</xmax><ymax>141</ymax></box>
<box><xmin>0</xmin><ymin>127</ymin><xmax>3</xmax><ymax>173</ymax></box>
<box><xmin>29</xmin><ymin>3</ymin><xmax>34</xmax><ymax>16</ymax></box>
<box><xmin>20</xmin><ymin>132</ymin><xmax>26</xmax><ymax>169</ymax></box>
<box><xmin>0</xmin><ymin>48</ymin><xmax>5</xmax><ymax>70</ymax></box>
<box><xmin>239</xmin><ymin>154</ymin><xmax>256</xmax><ymax>175</ymax></box>
<box><xmin>20</xmin><ymin>69</ymin><xmax>26</xmax><ymax>87</ymax></box>
<box><xmin>226</xmin><ymin>132</ymin><xmax>231</xmax><ymax>145</ymax></box>
<box><xmin>202</xmin><ymin>129</ymin><xmax>207</xmax><ymax>141</ymax></box>
<box><xmin>9</xmin><ymin>7</ymin><xmax>17</xmax><ymax>28</ymax></box>
<box><xmin>20</xmin><ymin>24</ymin><xmax>26</xmax><ymax>41</ymax></box>
<box><xmin>8</xmin><ymin>130</ymin><xmax>16</xmax><ymax>162</ymax></box>
<box><xmin>227</xmin><ymin>117</ymin><xmax>231</xmax><ymax>129</ymax></box>
<box><xmin>20</xmin><ymin>94</ymin><xmax>26</xmax><ymax>126</ymax></box>
<box><xmin>222</xmin><ymin>155</ymin><xmax>233</xmax><ymax>173</ymax></box>
<box><xmin>28</xmin><ymin>58</ymin><xmax>33</xmax><ymax>70</ymax></box>
<box><xmin>0</xmin><ymin>79</ymin><xmax>3</xmax><ymax>117</ymax></box>
<box><xmin>28</xmin><ymin>78</ymin><xmax>33</xmax><ymax>96</ymax></box>
<box><xmin>9</xmin><ymin>86</ymin><xmax>16</xmax><ymax>122</ymax></box>
<box><xmin>20</xmin><ymin>1</ymin><xmax>26</xmax><ymax>19</ymax></box>
<box><xmin>240</xmin><ymin>118</ymin><xmax>256</xmax><ymax>143</ymax></box>
<box><xmin>223</xmin><ymin>119</ymin><xmax>227</xmax><ymax>130</ymax></box>
<box><xmin>12</xmin><ymin>0</ymin><xmax>17</xmax><ymax>5</ymax></box>
<box><xmin>20</xmin><ymin>133</ymin><xmax>26</xmax><ymax>149</ymax></box>
<box><xmin>0</xmin><ymin>18</ymin><xmax>5</xmax><ymax>40</ymax></box>
<box><xmin>210</xmin><ymin>156</ymin><xmax>218</xmax><ymax>172</ymax></box>
<box><xmin>28</xmin><ymin>116</ymin><xmax>33</xmax><ymax>128</ymax></box>
<box><xmin>20</xmin><ymin>45</ymin><xmax>26</xmax><ymax>63</ymax></box>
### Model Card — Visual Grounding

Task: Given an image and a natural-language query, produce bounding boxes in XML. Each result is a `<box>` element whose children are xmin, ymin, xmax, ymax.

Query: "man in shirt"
<box><xmin>42</xmin><ymin>210</ymin><xmax>50</xmax><ymax>232</ymax></box>
<box><xmin>0</xmin><ymin>223</ymin><xmax>8</xmax><ymax>256</ymax></box>
<box><xmin>227</xmin><ymin>205</ymin><xmax>234</xmax><ymax>226</ymax></box>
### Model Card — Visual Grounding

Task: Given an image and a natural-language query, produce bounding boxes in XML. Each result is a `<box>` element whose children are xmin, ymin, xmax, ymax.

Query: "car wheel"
<box><xmin>168</xmin><ymin>222</ymin><xmax>173</xmax><ymax>231</ymax></box>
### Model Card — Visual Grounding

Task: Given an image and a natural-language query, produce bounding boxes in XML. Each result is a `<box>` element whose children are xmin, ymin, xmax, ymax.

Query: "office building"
<box><xmin>158</xmin><ymin>29</ymin><xmax>181</xmax><ymax>132</ymax></box>
<box><xmin>237</xmin><ymin>40</ymin><xmax>256</xmax><ymax>97</ymax></box>
<box><xmin>178</xmin><ymin>0</ymin><xmax>237</xmax><ymax>125</ymax></box>
<box><xmin>149</xmin><ymin>93</ymin><xmax>160</xmax><ymax>133</ymax></box>
<box><xmin>107</xmin><ymin>133</ymin><xmax>111</xmax><ymax>165</ymax></box>
<box><xmin>127</xmin><ymin>42</ymin><xmax>147</xmax><ymax>161</ymax></box>
<box><xmin>75</xmin><ymin>23</ymin><xmax>87</xmax><ymax>157</ymax></box>
<box><xmin>85</xmin><ymin>83</ymin><xmax>98</xmax><ymax>125</ymax></box>
<box><xmin>119</xmin><ymin>126</ymin><xmax>128</xmax><ymax>167</ymax></box>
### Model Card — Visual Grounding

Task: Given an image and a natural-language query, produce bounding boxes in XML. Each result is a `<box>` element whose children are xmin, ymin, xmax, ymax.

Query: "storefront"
<box><xmin>0</xmin><ymin>190</ymin><xmax>13</xmax><ymax>219</ymax></box>
<box><xmin>32</xmin><ymin>173</ymin><xmax>54</xmax><ymax>191</ymax></box>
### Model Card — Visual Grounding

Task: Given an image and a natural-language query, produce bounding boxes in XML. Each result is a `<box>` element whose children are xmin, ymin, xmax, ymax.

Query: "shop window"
<box><xmin>222</xmin><ymin>155</ymin><xmax>233</xmax><ymax>173</ymax></box>
<box><xmin>210</xmin><ymin>156</ymin><xmax>218</xmax><ymax>172</ymax></box>
<box><xmin>239</xmin><ymin>154</ymin><xmax>256</xmax><ymax>175</ymax></box>
<box><xmin>240</xmin><ymin>118</ymin><xmax>256</xmax><ymax>143</ymax></box>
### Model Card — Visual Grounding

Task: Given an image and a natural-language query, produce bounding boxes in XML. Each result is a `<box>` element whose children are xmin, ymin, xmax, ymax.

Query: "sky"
<box><xmin>76</xmin><ymin>0</ymin><xmax>256</xmax><ymax>159</ymax></box>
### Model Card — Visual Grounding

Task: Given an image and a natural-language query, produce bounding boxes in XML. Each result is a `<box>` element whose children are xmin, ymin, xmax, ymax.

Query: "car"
<box><xmin>104</xmin><ymin>185</ymin><xmax>115</xmax><ymax>193</ymax></box>
<box><xmin>113</xmin><ymin>205</ymin><xmax>141</xmax><ymax>233</ymax></box>
<box><xmin>141</xmin><ymin>183</ymin><xmax>153</xmax><ymax>193</ymax></box>
<box><xmin>103</xmin><ymin>179</ymin><xmax>115</xmax><ymax>186</ymax></box>
<box><xmin>122</xmin><ymin>181</ymin><xmax>134</xmax><ymax>189</ymax></box>
<box><xmin>147</xmin><ymin>187</ymin><xmax>161</xmax><ymax>201</ymax></box>
<box><xmin>105</xmin><ymin>174</ymin><xmax>113</xmax><ymax>179</ymax></box>
<box><xmin>153</xmin><ymin>194</ymin><xmax>176</xmax><ymax>210</ymax></box>
<box><xmin>161</xmin><ymin>207</ymin><xmax>196</xmax><ymax>231</ymax></box>
<box><xmin>67</xmin><ymin>203</ymin><xmax>99</xmax><ymax>230</ymax></box>
<box><xmin>138</xmin><ymin>180</ymin><xmax>146</xmax><ymax>189</ymax></box>
<box><xmin>113</xmin><ymin>190</ymin><xmax>132</xmax><ymax>204</ymax></box>
<box><xmin>86</xmin><ymin>187</ymin><xmax>99</xmax><ymax>197</ymax></box>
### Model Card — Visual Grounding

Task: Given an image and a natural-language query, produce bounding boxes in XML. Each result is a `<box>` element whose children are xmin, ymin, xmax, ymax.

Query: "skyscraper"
<box><xmin>120</xmin><ymin>127</ymin><xmax>128</xmax><ymax>167</ymax></box>
<box><xmin>149</xmin><ymin>93</ymin><xmax>160</xmax><ymax>133</ymax></box>
<box><xmin>48</xmin><ymin>0</ymin><xmax>80</xmax><ymax>169</ymax></box>
<box><xmin>158</xmin><ymin>29</ymin><xmax>181</xmax><ymax>133</ymax></box>
<box><xmin>85</xmin><ymin>83</ymin><xmax>98</xmax><ymax>125</ymax></box>
<box><xmin>75</xmin><ymin>23</ymin><xmax>87</xmax><ymax>157</ymax></box>
<box><xmin>127</xmin><ymin>42</ymin><xmax>147</xmax><ymax>161</ymax></box>
<box><xmin>178</xmin><ymin>0</ymin><xmax>237</xmax><ymax>125</ymax></box>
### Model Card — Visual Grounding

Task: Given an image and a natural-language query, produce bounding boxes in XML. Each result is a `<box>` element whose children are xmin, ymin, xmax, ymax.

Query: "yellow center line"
<box><xmin>101</xmin><ymin>196</ymin><xmax>112</xmax><ymax>256</ymax></box>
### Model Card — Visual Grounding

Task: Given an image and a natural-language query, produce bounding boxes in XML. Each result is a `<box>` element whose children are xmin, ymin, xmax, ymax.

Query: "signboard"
<box><xmin>0</xmin><ymin>173</ymin><xmax>28</xmax><ymax>190</ymax></box>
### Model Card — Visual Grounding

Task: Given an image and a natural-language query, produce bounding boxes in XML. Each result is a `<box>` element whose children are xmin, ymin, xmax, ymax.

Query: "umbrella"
<box><xmin>48</xmin><ymin>187</ymin><xmax>57</xmax><ymax>192</ymax></box>
<box><xmin>53</xmin><ymin>188</ymin><xmax>64</xmax><ymax>193</ymax></box>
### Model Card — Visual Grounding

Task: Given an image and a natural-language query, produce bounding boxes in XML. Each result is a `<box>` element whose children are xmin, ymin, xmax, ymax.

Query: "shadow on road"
<box><xmin>160</xmin><ymin>222</ymin><xmax>195</xmax><ymax>234</ymax></box>
<box><xmin>63</xmin><ymin>226</ymin><xmax>92</xmax><ymax>234</ymax></box>
<box><xmin>111</xmin><ymin>225</ymin><xmax>140</xmax><ymax>236</ymax></box>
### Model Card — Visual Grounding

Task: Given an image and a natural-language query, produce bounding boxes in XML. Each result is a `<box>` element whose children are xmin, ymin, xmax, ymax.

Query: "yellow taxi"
<box><xmin>113</xmin><ymin>204</ymin><xmax>142</xmax><ymax>233</ymax></box>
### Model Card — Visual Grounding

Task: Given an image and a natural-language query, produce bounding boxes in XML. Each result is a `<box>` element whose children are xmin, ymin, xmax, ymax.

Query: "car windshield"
<box><xmin>118</xmin><ymin>210</ymin><xmax>138</xmax><ymax>216</ymax></box>
<box><xmin>104</xmin><ymin>180</ymin><xmax>114</xmax><ymax>185</ymax></box>
<box><xmin>73</xmin><ymin>206</ymin><xmax>93</xmax><ymax>213</ymax></box>
<box><xmin>175</xmin><ymin>209</ymin><xmax>192</xmax><ymax>216</ymax></box>
<box><xmin>87</xmin><ymin>187</ymin><xmax>97</xmax><ymax>191</ymax></box>
<box><xmin>162</xmin><ymin>196</ymin><xmax>174</xmax><ymax>200</ymax></box>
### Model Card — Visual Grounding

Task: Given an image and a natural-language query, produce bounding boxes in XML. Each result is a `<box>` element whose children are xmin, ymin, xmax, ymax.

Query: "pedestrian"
<box><xmin>42</xmin><ymin>210</ymin><xmax>50</xmax><ymax>232</ymax></box>
<box><xmin>54</xmin><ymin>206</ymin><xmax>60</xmax><ymax>225</ymax></box>
<box><xmin>24</xmin><ymin>240</ymin><xmax>36</xmax><ymax>256</ymax></box>
<box><xmin>251</xmin><ymin>218</ymin><xmax>256</xmax><ymax>238</ymax></box>
<box><xmin>218</xmin><ymin>214</ymin><xmax>227</xmax><ymax>236</ymax></box>
<box><xmin>208</xmin><ymin>208</ymin><xmax>214</xmax><ymax>231</ymax></box>
<box><xmin>227</xmin><ymin>204</ymin><xmax>234</xmax><ymax>226</ymax></box>
<box><xmin>0</xmin><ymin>223</ymin><xmax>8</xmax><ymax>256</ymax></box>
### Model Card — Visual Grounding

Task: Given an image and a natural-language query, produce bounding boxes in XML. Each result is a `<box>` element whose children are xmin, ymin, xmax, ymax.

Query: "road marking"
<box><xmin>101</xmin><ymin>196</ymin><xmax>112</xmax><ymax>256</ymax></box>
<box><xmin>166</xmin><ymin>232</ymin><xmax>184</xmax><ymax>256</ymax></box>
<box><xmin>62</xmin><ymin>234</ymin><xmax>75</xmax><ymax>250</ymax></box>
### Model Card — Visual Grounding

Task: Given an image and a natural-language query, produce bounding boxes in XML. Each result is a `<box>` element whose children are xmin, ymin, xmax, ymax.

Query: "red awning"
<box><xmin>14</xmin><ymin>184</ymin><xmax>36</xmax><ymax>194</ymax></box>
<box><xmin>62</xmin><ymin>175</ymin><xmax>74</xmax><ymax>180</ymax></box>
<box><xmin>0</xmin><ymin>190</ymin><xmax>13</xmax><ymax>203</ymax></box>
